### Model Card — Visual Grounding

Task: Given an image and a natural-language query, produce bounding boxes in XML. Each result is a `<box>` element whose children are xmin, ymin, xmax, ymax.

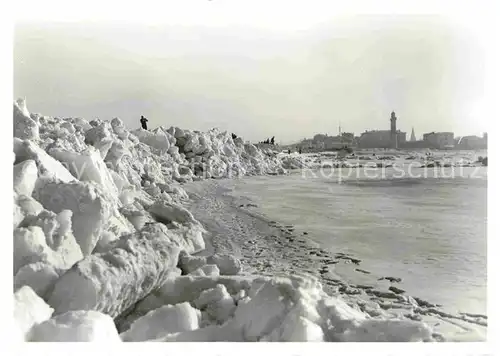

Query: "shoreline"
<box><xmin>184</xmin><ymin>177</ymin><xmax>487</xmax><ymax>341</ymax></box>
<box><xmin>13</xmin><ymin>98</ymin><xmax>487</xmax><ymax>342</ymax></box>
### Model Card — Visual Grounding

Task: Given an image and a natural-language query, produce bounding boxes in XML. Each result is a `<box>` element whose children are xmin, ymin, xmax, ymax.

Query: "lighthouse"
<box><xmin>390</xmin><ymin>111</ymin><xmax>398</xmax><ymax>149</ymax></box>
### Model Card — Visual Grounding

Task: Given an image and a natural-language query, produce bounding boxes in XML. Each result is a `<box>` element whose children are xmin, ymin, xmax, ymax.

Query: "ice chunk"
<box><xmin>14</xmin><ymin>160</ymin><xmax>38</xmax><ymax>196</ymax></box>
<box><xmin>84</xmin><ymin>123</ymin><xmax>114</xmax><ymax>159</ymax></box>
<box><xmin>14</xmin><ymin>99</ymin><xmax>39</xmax><ymax>140</ymax></box>
<box><xmin>334</xmin><ymin>319</ymin><xmax>434</xmax><ymax>342</ymax></box>
<box><xmin>201</xmin><ymin>264</ymin><xmax>220</xmax><ymax>277</ymax></box>
<box><xmin>178</xmin><ymin>251</ymin><xmax>207</xmax><ymax>274</ymax></box>
<box><xmin>46</xmin><ymin>224</ymin><xmax>181</xmax><ymax>318</ymax></box>
<box><xmin>121</xmin><ymin>302</ymin><xmax>200</xmax><ymax>341</ymax></box>
<box><xmin>148</xmin><ymin>201</ymin><xmax>205</xmax><ymax>253</ymax></box>
<box><xmin>33</xmin><ymin>181</ymin><xmax>114</xmax><ymax>255</ymax></box>
<box><xmin>149</xmin><ymin>201</ymin><xmax>197</xmax><ymax>225</ymax></box>
<box><xmin>14</xmin><ymin>286</ymin><xmax>54</xmax><ymax>340</ymax></box>
<box><xmin>171</xmin><ymin>127</ymin><xmax>186</xmax><ymax>139</ymax></box>
<box><xmin>193</xmin><ymin>284</ymin><xmax>236</xmax><ymax>323</ymax></box>
<box><xmin>207</xmin><ymin>254</ymin><xmax>241</xmax><ymax>275</ymax></box>
<box><xmin>135</xmin><ymin>275</ymin><xmax>253</xmax><ymax>311</ymax></box>
<box><xmin>191</xmin><ymin>264</ymin><xmax>220</xmax><ymax>277</ymax></box>
<box><xmin>110</xmin><ymin>170</ymin><xmax>129</xmax><ymax>193</ymax></box>
<box><xmin>230</xmin><ymin>280</ymin><xmax>288</xmax><ymax>341</ymax></box>
<box><xmin>50</xmin><ymin>147</ymin><xmax>118</xmax><ymax>195</ymax></box>
<box><xmin>14</xmin><ymin>193</ymin><xmax>44</xmax><ymax>229</ymax></box>
<box><xmin>110</xmin><ymin>118</ymin><xmax>129</xmax><ymax>140</ymax></box>
<box><xmin>21</xmin><ymin>209</ymin><xmax>75</xmax><ymax>249</ymax></box>
<box><xmin>14</xmin><ymin>262</ymin><xmax>61</xmax><ymax>298</ymax></box>
<box><xmin>132</xmin><ymin>129</ymin><xmax>171</xmax><ymax>152</ymax></box>
<box><xmin>14</xmin><ymin>140</ymin><xmax>75</xmax><ymax>182</ymax></box>
<box><xmin>14</xmin><ymin>200</ymin><xmax>24</xmax><ymax>228</ymax></box>
<box><xmin>29</xmin><ymin>310</ymin><xmax>121</xmax><ymax>342</ymax></box>
<box><xmin>178</xmin><ymin>223</ymin><xmax>206</xmax><ymax>253</ymax></box>
<box><xmin>120</xmin><ymin>205</ymin><xmax>149</xmax><ymax>230</ymax></box>
<box><xmin>92</xmin><ymin>230</ymin><xmax>119</xmax><ymax>254</ymax></box>
<box><xmin>14</xmin><ymin>226</ymin><xmax>53</xmax><ymax>274</ymax></box>
<box><xmin>114</xmin><ymin>269</ymin><xmax>182</xmax><ymax>332</ymax></box>
<box><xmin>13</xmin><ymin>222</ymin><xmax>83</xmax><ymax>274</ymax></box>
<box><xmin>265</xmin><ymin>298</ymin><xmax>324</xmax><ymax>342</ymax></box>
<box><xmin>15</xmin><ymin>194</ymin><xmax>44</xmax><ymax>217</ymax></box>
<box><xmin>270</xmin><ymin>315</ymin><xmax>324</xmax><ymax>342</ymax></box>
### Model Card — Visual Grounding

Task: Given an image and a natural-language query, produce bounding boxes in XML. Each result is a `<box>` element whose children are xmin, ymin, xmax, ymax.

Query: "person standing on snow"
<box><xmin>140</xmin><ymin>115</ymin><xmax>148</xmax><ymax>130</ymax></box>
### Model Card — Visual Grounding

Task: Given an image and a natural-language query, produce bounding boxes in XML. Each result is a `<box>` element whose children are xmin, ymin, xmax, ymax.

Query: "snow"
<box><xmin>33</xmin><ymin>180</ymin><xmax>119</xmax><ymax>255</ymax></box>
<box><xmin>132</xmin><ymin>128</ymin><xmax>173</xmax><ymax>153</ymax></box>
<box><xmin>13</xmin><ymin>160</ymin><xmax>38</xmax><ymax>196</ymax></box>
<box><xmin>149</xmin><ymin>200</ymin><xmax>197</xmax><ymax>225</ymax></box>
<box><xmin>14</xmin><ymin>193</ymin><xmax>44</xmax><ymax>229</ymax></box>
<box><xmin>28</xmin><ymin>310</ymin><xmax>121</xmax><ymax>342</ymax></box>
<box><xmin>120</xmin><ymin>302</ymin><xmax>200</xmax><ymax>341</ymax></box>
<box><xmin>84</xmin><ymin>121</ymin><xmax>115</xmax><ymax>159</ymax></box>
<box><xmin>14</xmin><ymin>262</ymin><xmax>61</xmax><ymax>298</ymax></box>
<box><xmin>46</xmin><ymin>223</ymin><xmax>181</xmax><ymax>318</ymax></box>
<box><xmin>178</xmin><ymin>251</ymin><xmax>208</xmax><ymax>274</ymax></box>
<box><xmin>13</xmin><ymin>225</ymin><xmax>82</xmax><ymax>275</ymax></box>
<box><xmin>199</xmin><ymin>264</ymin><xmax>220</xmax><ymax>277</ymax></box>
<box><xmin>334</xmin><ymin>319</ymin><xmax>433</xmax><ymax>342</ymax></box>
<box><xmin>207</xmin><ymin>254</ymin><xmax>242</xmax><ymax>275</ymax></box>
<box><xmin>50</xmin><ymin>147</ymin><xmax>119</xmax><ymax>195</ymax></box>
<box><xmin>14</xmin><ymin>140</ymin><xmax>76</xmax><ymax>183</ymax></box>
<box><xmin>14</xmin><ymin>99</ymin><xmax>39</xmax><ymax>141</ymax></box>
<box><xmin>269</xmin><ymin>314</ymin><xmax>325</xmax><ymax>341</ymax></box>
<box><xmin>193</xmin><ymin>284</ymin><xmax>236</xmax><ymax>324</ymax></box>
<box><xmin>12</xmin><ymin>99</ymin><xmax>443</xmax><ymax>342</ymax></box>
<box><xmin>14</xmin><ymin>286</ymin><xmax>54</xmax><ymax>340</ymax></box>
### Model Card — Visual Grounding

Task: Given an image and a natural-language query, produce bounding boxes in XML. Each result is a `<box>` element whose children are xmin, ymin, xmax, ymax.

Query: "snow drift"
<box><xmin>12</xmin><ymin>99</ymin><xmax>437</xmax><ymax>342</ymax></box>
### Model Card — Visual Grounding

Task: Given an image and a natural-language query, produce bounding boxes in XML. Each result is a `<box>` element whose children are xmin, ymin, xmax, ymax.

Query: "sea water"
<box><xmin>229</xmin><ymin>164</ymin><xmax>487</xmax><ymax>316</ymax></box>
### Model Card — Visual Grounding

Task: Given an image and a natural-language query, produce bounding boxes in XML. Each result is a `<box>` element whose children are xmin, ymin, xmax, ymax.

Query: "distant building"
<box><xmin>423</xmin><ymin>132</ymin><xmax>455</xmax><ymax>149</ymax></box>
<box><xmin>410</xmin><ymin>127</ymin><xmax>416</xmax><ymax>142</ymax></box>
<box><xmin>359</xmin><ymin>130</ymin><xmax>406</xmax><ymax>149</ymax></box>
<box><xmin>358</xmin><ymin>111</ymin><xmax>406</xmax><ymax>149</ymax></box>
<box><xmin>298</xmin><ymin>132</ymin><xmax>355</xmax><ymax>152</ymax></box>
<box><xmin>456</xmin><ymin>135</ymin><xmax>487</xmax><ymax>150</ymax></box>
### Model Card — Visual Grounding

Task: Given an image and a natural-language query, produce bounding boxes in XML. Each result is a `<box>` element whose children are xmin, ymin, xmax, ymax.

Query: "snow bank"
<box><xmin>29</xmin><ymin>310</ymin><xmax>121</xmax><ymax>342</ymax></box>
<box><xmin>12</xmin><ymin>99</ymin><xmax>437</xmax><ymax>343</ymax></box>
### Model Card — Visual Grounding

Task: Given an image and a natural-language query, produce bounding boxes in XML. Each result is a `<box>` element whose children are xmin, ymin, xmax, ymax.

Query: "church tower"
<box><xmin>410</xmin><ymin>127</ymin><xmax>416</xmax><ymax>142</ymax></box>
<box><xmin>390</xmin><ymin>111</ymin><xmax>398</xmax><ymax>149</ymax></box>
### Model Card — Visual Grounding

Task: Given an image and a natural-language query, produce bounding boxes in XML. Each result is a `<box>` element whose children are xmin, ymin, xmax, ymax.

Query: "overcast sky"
<box><xmin>14</xmin><ymin>2</ymin><xmax>489</xmax><ymax>143</ymax></box>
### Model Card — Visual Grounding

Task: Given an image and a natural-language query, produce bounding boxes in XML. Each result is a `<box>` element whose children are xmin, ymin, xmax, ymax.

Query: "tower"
<box><xmin>390</xmin><ymin>111</ymin><xmax>398</xmax><ymax>149</ymax></box>
<box><xmin>410</xmin><ymin>127</ymin><xmax>416</xmax><ymax>142</ymax></box>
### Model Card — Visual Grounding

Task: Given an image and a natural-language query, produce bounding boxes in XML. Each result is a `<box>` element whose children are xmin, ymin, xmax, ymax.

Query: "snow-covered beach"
<box><xmin>13</xmin><ymin>99</ymin><xmax>487</xmax><ymax>342</ymax></box>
